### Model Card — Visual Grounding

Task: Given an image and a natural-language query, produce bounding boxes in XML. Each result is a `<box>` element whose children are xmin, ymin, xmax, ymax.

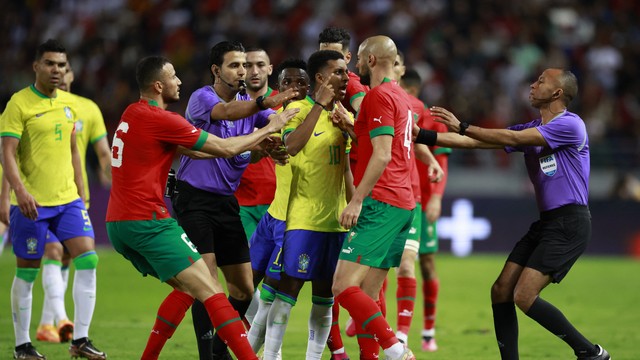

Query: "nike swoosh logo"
<box><xmin>83</xmin><ymin>226</ymin><xmax>92</xmax><ymax>231</ymax></box>
<box><xmin>267</xmin><ymin>266</ymin><xmax>281</xmax><ymax>273</ymax></box>
<box><xmin>314</xmin><ymin>131</ymin><xmax>325</xmax><ymax>136</ymax></box>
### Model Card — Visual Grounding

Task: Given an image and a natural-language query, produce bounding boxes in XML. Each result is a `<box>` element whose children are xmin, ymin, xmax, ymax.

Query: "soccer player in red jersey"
<box><xmin>237</xmin><ymin>47</ymin><xmax>279</xmax><ymax>241</ymax></box>
<box><xmin>105</xmin><ymin>56</ymin><xmax>297</xmax><ymax>360</ymax></box>
<box><xmin>396</xmin><ymin>67</ymin><xmax>450</xmax><ymax>351</ymax></box>
<box><xmin>333</xmin><ymin>36</ymin><xmax>417</xmax><ymax>360</ymax></box>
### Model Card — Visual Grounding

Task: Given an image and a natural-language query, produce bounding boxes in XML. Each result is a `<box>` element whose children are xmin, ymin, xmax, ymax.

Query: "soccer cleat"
<box><xmin>577</xmin><ymin>344</ymin><xmax>611</xmax><ymax>360</ymax></box>
<box><xmin>36</xmin><ymin>324</ymin><xmax>60</xmax><ymax>343</ymax></box>
<box><xmin>386</xmin><ymin>348</ymin><xmax>416</xmax><ymax>360</ymax></box>
<box><xmin>421</xmin><ymin>337</ymin><xmax>438</xmax><ymax>352</ymax></box>
<box><xmin>344</xmin><ymin>317</ymin><xmax>356</xmax><ymax>337</ymax></box>
<box><xmin>69</xmin><ymin>338</ymin><xmax>106</xmax><ymax>360</ymax></box>
<box><xmin>57</xmin><ymin>319</ymin><xmax>74</xmax><ymax>343</ymax></box>
<box><xmin>13</xmin><ymin>342</ymin><xmax>46</xmax><ymax>359</ymax></box>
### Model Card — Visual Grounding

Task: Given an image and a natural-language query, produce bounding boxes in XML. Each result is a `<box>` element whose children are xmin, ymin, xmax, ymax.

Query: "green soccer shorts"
<box><xmin>107</xmin><ymin>218</ymin><xmax>201</xmax><ymax>282</ymax></box>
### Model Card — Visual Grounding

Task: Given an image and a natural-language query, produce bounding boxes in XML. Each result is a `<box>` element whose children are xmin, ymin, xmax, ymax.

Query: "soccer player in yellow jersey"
<box><xmin>34</xmin><ymin>63</ymin><xmax>112</xmax><ymax>345</ymax></box>
<box><xmin>262</xmin><ymin>50</ymin><xmax>354</xmax><ymax>360</ymax></box>
<box><xmin>0</xmin><ymin>39</ymin><xmax>106</xmax><ymax>360</ymax></box>
<box><xmin>246</xmin><ymin>58</ymin><xmax>310</xmax><ymax>357</ymax></box>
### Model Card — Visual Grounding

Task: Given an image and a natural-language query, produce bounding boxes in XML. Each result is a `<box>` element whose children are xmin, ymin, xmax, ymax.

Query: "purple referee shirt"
<box><xmin>505</xmin><ymin>110</ymin><xmax>590</xmax><ymax>212</ymax></box>
<box><xmin>176</xmin><ymin>85</ymin><xmax>274</xmax><ymax>195</ymax></box>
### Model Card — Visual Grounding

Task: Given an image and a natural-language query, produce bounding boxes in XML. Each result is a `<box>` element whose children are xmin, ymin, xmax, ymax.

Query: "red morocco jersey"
<box><xmin>345</xmin><ymin>71</ymin><xmax>369</xmax><ymax>166</ymax></box>
<box><xmin>106</xmin><ymin>100</ymin><xmax>207</xmax><ymax>221</ymax></box>
<box><xmin>235</xmin><ymin>156</ymin><xmax>276</xmax><ymax>206</ymax></box>
<box><xmin>354</xmin><ymin>79</ymin><xmax>414</xmax><ymax>210</ymax></box>
<box><xmin>410</xmin><ymin>95</ymin><xmax>450</xmax><ymax>203</ymax></box>
<box><xmin>236</xmin><ymin>88</ymin><xmax>278</xmax><ymax>206</ymax></box>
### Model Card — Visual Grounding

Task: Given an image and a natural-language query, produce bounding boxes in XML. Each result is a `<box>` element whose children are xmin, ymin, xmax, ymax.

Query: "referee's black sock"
<box><xmin>211</xmin><ymin>296</ymin><xmax>252</xmax><ymax>355</ymax></box>
<box><xmin>492</xmin><ymin>302</ymin><xmax>519</xmax><ymax>360</ymax></box>
<box><xmin>525</xmin><ymin>297</ymin><xmax>598</xmax><ymax>357</ymax></box>
<box><xmin>192</xmin><ymin>299</ymin><xmax>214</xmax><ymax>360</ymax></box>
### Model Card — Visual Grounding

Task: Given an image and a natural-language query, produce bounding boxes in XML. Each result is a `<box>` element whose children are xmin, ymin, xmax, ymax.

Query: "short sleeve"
<box><xmin>0</xmin><ymin>97</ymin><xmax>24</xmax><ymax>139</ymax></box>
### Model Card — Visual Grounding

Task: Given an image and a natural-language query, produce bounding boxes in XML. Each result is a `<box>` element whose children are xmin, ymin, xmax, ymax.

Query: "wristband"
<box><xmin>416</xmin><ymin>128</ymin><xmax>437</xmax><ymax>146</ymax></box>
<box><xmin>315</xmin><ymin>101</ymin><xmax>327</xmax><ymax>110</ymax></box>
<box><xmin>459</xmin><ymin>122</ymin><xmax>469</xmax><ymax>136</ymax></box>
<box><xmin>256</xmin><ymin>96</ymin><xmax>268</xmax><ymax>110</ymax></box>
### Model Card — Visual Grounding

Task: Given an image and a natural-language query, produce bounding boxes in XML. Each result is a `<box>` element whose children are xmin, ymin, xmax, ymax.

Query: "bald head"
<box><xmin>358</xmin><ymin>36</ymin><xmax>397</xmax><ymax>65</ymax></box>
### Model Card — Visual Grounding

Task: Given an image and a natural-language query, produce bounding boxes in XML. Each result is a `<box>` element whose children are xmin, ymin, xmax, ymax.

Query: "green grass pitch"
<box><xmin>1</xmin><ymin>248</ymin><xmax>638</xmax><ymax>359</ymax></box>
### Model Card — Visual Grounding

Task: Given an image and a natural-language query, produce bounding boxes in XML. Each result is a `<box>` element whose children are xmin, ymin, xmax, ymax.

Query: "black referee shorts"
<box><xmin>172</xmin><ymin>180</ymin><xmax>250</xmax><ymax>266</ymax></box>
<box><xmin>507</xmin><ymin>204</ymin><xmax>591</xmax><ymax>283</ymax></box>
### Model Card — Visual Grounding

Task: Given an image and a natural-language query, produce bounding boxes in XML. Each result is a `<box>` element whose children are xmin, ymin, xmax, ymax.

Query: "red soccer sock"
<box><xmin>142</xmin><ymin>290</ymin><xmax>193</xmax><ymax>360</ymax></box>
<box><xmin>396</xmin><ymin>277</ymin><xmax>417</xmax><ymax>334</ymax></box>
<box><xmin>337</xmin><ymin>286</ymin><xmax>398</xmax><ymax>350</ymax></box>
<box><xmin>379</xmin><ymin>277</ymin><xmax>388</xmax><ymax>317</ymax></box>
<box><xmin>422</xmin><ymin>278</ymin><xmax>440</xmax><ymax>330</ymax></box>
<box><xmin>327</xmin><ymin>303</ymin><xmax>345</xmax><ymax>352</ymax></box>
<box><xmin>204</xmin><ymin>293</ymin><xmax>257</xmax><ymax>360</ymax></box>
<box><xmin>356</xmin><ymin>316</ymin><xmax>381</xmax><ymax>360</ymax></box>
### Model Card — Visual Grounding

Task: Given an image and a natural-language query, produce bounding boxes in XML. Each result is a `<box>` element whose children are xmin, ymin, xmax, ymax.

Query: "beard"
<box><xmin>358</xmin><ymin>64</ymin><xmax>371</xmax><ymax>86</ymax></box>
<box><xmin>359</xmin><ymin>73</ymin><xmax>371</xmax><ymax>86</ymax></box>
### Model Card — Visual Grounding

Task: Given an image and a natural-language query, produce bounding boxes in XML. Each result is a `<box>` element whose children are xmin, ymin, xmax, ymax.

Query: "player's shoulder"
<box><xmin>288</xmin><ymin>96</ymin><xmax>314</xmax><ymax>111</ymax></box>
<box><xmin>8</xmin><ymin>86</ymin><xmax>38</xmax><ymax>104</ymax></box>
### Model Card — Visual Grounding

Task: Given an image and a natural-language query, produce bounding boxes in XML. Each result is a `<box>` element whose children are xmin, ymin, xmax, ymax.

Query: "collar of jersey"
<box><xmin>30</xmin><ymin>84</ymin><xmax>56</xmax><ymax>99</ymax></box>
<box><xmin>141</xmin><ymin>98</ymin><xmax>160</xmax><ymax>107</ymax></box>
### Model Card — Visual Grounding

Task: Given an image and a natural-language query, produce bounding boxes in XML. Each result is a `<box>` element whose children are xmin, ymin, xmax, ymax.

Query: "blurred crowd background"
<box><xmin>1</xmin><ymin>0</ymin><xmax>639</xmax><ymax>198</ymax></box>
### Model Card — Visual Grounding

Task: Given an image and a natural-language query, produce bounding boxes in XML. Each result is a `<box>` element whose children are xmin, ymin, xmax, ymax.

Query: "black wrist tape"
<box><xmin>416</xmin><ymin>128</ymin><xmax>437</xmax><ymax>146</ymax></box>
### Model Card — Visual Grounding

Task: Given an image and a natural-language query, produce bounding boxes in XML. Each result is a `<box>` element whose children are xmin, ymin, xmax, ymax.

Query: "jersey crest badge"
<box><xmin>75</xmin><ymin>120</ymin><xmax>84</xmax><ymax>132</ymax></box>
<box><xmin>26</xmin><ymin>237</ymin><xmax>38</xmax><ymax>254</ymax></box>
<box><xmin>297</xmin><ymin>253</ymin><xmax>310</xmax><ymax>273</ymax></box>
<box><xmin>64</xmin><ymin>106</ymin><xmax>73</xmax><ymax>120</ymax></box>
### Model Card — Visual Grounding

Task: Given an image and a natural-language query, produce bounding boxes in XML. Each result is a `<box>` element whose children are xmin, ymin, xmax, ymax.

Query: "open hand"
<box><xmin>430</xmin><ymin>107</ymin><xmax>462</xmax><ymax>133</ymax></box>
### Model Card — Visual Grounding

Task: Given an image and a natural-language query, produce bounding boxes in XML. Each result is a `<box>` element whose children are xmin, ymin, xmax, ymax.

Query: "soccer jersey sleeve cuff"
<box><xmin>0</xmin><ymin>132</ymin><xmax>21</xmax><ymax>139</ymax></box>
<box><xmin>370</xmin><ymin>126</ymin><xmax>394</xmax><ymax>139</ymax></box>
<box><xmin>190</xmin><ymin>130</ymin><xmax>208</xmax><ymax>151</ymax></box>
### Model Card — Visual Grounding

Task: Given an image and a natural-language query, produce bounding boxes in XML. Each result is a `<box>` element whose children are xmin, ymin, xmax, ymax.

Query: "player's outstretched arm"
<box><xmin>210</xmin><ymin>88</ymin><xmax>299</xmax><ymax>121</ymax></box>
<box><xmin>200</xmin><ymin>107</ymin><xmax>299</xmax><ymax>157</ymax></box>
<box><xmin>430</xmin><ymin>107</ymin><xmax>545</xmax><ymax>147</ymax></box>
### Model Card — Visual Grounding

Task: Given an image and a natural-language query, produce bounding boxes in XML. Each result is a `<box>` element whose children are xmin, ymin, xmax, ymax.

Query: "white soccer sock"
<box><xmin>244</xmin><ymin>288</ymin><xmax>260</xmax><ymax>325</ymax></box>
<box><xmin>263</xmin><ymin>297</ymin><xmax>293</xmax><ymax>360</ymax></box>
<box><xmin>61</xmin><ymin>266</ymin><xmax>70</xmax><ymax>292</ymax></box>
<box><xmin>41</xmin><ymin>262</ymin><xmax>68</xmax><ymax>325</ymax></box>
<box><xmin>73</xmin><ymin>269</ymin><xmax>96</xmax><ymax>339</ymax></box>
<box><xmin>12</xmin><ymin>276</ymin><xmax>34</xmax><ymax>346</ymax></box>
<box><xmin>247</xmin><ymin>296</ymin><xmax>272</xmax><ymax>353</ymax></box>
<box><xmin>306</xmin><ymin>302</ymin><xmax>333</xmax><ymax>360</ymax></box>
<box><xmin>383</xmin><ymin>342</ymin><xmax>406</xmax><ymax>359</ymax></box>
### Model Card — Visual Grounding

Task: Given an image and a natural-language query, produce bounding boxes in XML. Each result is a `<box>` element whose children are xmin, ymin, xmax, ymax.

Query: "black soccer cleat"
<box><xmin>14</xmin><ymin>342</ymin><xmax>46</xmax><ymax>360</ymax></box>
<box><xmin>69</xmin><ymin>338</ymin><xmax>106</xmax><ymax>360</ymax></box>
<box><xmin>577</xmin><ymin>344</ymin><xmax>611</xmax><ymax>360</ymax></box>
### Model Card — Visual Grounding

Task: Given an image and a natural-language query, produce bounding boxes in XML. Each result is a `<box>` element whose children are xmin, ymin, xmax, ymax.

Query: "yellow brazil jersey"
<box><xmin>70</xmin><ymin>92</ymin><xmax>107</xmax><ymax>207</ymax></box>
<box><xmin>0</xmin><ymin>85</ymin><xmax>79</xmax><ymax>206</ymax></box>
<box><xmin>282</xmin><ymin>97</ymin><xmax>352</xmax><ymax>232</ymax></box>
